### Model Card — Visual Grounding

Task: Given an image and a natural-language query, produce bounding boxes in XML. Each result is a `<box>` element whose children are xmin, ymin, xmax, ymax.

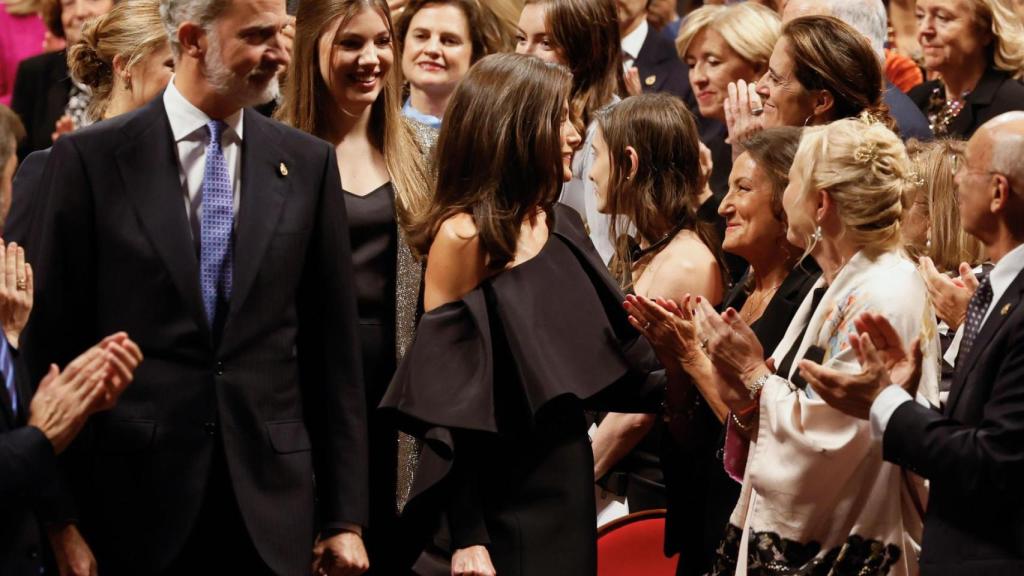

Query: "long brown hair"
<box><xmin>597</xmin><ymin>93</ymin><xmax>727</xmax><ymax>288</ymax></box>
<box><xmin>409</xmin><ymin>53</ymin><xmax>571</xmax><ymax>271</ymax></box>
<box><xmin>525</xmin><ymin>0</ymin><xmax>623</xmax><ymax>128</ymax></box>
<box><xmin>783</xmin><ymin>15</ymin><xmax>894</xmax><ymax>129</ymax></box>
<box><xmin>276</xmin><ymin>0</ymin><xmax>430</xmax><ymax>228</ymax></box>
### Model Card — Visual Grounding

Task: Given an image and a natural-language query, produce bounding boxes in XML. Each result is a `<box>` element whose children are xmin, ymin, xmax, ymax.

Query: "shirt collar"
<box><xmin>621</xmin><ymin>19</ymin><xmax>648</xmax><ymax>61</ymax></box>
<box><xmin>989</xmin><ymin>242</ymin><xmax>1024</xmax><ymax>299</ymax></box>
<box><xmin>163</xmin><ymin>76</ymin><xmax>244</xmax><ymax>143</ymax></box>
<box><xmin>402</xmin><ymin>99</ymin><xmax>442</xmax><ymax>130</ymax></box>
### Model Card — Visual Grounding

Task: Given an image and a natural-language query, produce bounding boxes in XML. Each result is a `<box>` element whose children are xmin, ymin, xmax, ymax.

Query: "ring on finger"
<box><xmin>750</xmin><ymin>107</ymin><xmax>764</xmax><ymax>116</ymax></box>
<box><xmin>642</xmin><ymin>321</ymin><xmax>651</xmax><ymax>330</ymax></box>
<box><xmin>16</xmin><ymin>278</ymin><xmax>26</xmax><ymax>291</ymax></box>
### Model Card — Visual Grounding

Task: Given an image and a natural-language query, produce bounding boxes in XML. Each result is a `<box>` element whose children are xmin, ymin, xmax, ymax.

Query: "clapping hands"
<box><xmin>0</xmin><ymin>240</ymin><xmax>32</xmax><ymax>348</ymax></box>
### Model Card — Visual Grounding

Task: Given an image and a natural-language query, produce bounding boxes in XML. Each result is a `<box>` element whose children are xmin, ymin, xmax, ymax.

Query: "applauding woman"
<box><xmin>381</xmin><ymin>53</ymin><xmax>670</xmax><ymax>576</ymax></box>
<box><xmin>276</xmin><ymin>0</ymin><xmax>433</xmax><ymax>572</ymax></box>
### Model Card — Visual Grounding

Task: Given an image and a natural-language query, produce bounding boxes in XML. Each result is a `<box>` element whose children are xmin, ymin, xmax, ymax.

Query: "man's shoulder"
<box><xmin>640</xmin><ymin>28</ymin><xmax>684</xmax><ymax>67</ymax></box>
<box><xmin>245</xmin><ymin>109</ymin><xmax>331</xmax><ymax>154</ymax></box>
<box><xmin>16</xmin><ymin>49</ymin><xmax>64</xmax><ymax>76</ymax></box>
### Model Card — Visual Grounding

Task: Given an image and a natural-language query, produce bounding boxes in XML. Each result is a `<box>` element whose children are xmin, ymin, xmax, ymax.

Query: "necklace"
<box><xmin>927</xmin><ymin>83</ymin><xmax>971</xmax><ymax>137</ymax></box>
<box><xmin>738</xmin><ymin>282</ymin><xmax>783</xmax><ymax>325</ymax></box>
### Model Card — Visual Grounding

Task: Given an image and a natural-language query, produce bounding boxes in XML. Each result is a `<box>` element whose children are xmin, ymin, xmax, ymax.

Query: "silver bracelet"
<box><xmin>747</xmin><ymin>372</ymin><xmax>771</xmax><ymax>400</ymax></box>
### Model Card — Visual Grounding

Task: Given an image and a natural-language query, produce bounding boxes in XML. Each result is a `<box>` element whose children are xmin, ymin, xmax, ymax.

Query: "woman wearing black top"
<box><xmin>626</xmin><ymin>127</ymin><xmax>819</xmax><ymax>576</ymax></box>
<box><xmin>381</xmin><ymin>53</ymin><xmax>674</xmax><ymax>576</ymax></box>
<box><xmin>276</xmin><ymin>0</ymin><xmax>433</xmax><ymax>572</ymax></box>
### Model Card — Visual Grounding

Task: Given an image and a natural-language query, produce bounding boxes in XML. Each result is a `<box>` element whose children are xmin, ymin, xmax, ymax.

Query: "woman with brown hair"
<box><xmin>587</xmin><ymin>93</ymin><xmax>725</xmax><ymax>520</ymax></box>
<box><xmin>515</xmin><ymin>0</ymin><xmax>624</xmax><ymax>263</ymax></box>
<box><xmin>726</xmin><ymin>15</ymin><xmax>894</xmax><ymax>158</ymax></box>
<box><xmin>276</xmin><ymin>0</ymin><xmax>432</xmax><ymax>573</ymax></box>
<box><xmin>380</xmin><ymin>53</ymin><xmax>672</xmax><ymax>576</ymax></box>
<box><xmin>395</xmin><ymin>0</ymin><xmax>487</xmax><ymax>128</ymax></box>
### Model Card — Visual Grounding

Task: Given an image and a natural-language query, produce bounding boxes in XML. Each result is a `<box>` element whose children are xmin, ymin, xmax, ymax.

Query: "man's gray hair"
<box><xmin>825</xmin><ymin>0</ymin><xmax>888</xmax><ymax>61</ymax></box>
<box><xmin>991</xmin><ymin>132</ymin><xmax>1024</xmax><ymax>196</ymax></box>
<box><xmin>160</xmin><ymin>0</ymin><xmax>232</xmax><ymax>58</ymax></box>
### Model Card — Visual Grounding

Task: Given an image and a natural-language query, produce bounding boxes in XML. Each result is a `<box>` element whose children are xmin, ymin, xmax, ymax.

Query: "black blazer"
<box><xmin>884</xmin><ymin>266</ymin><xmax>1024</xmax><ymax>575</ymax></box>
<box><xmin>5</xmin><ymin>148</ymin><xmax>48</xmax><ymax>254</ymax></box>
<box><xmin>10</xmin><ymin>51</ymin><xmax>70</xmax><ymax>161</ymax></box>
<box><xmin>635</xmin><ymin>28</ymin><xmax>691</xmax><ymax>102</ymax></box>
<box><xmin>23</xmin><ymin>95</ymin><xmax>368</xmax><ymax>575</ymax></box>
<box><xmin>663</xmin><ymin>260</ymin><xmax>821</xmax><ymax>576</ymax></box>
<box><xmin>909</xmin><ymin>67</ymin><xmax>1024</xmax><ymax>139</ymax></box>
<box><xmin>0</xmin><ymin>351</ymin><xmax>67</xmax><ymax>576</ymax></box>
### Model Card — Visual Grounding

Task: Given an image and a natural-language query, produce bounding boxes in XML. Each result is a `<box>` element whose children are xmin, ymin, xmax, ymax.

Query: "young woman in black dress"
<box><xmin>380</xmin><ymin>53</ymin><xmax>675</xmax><ymax>576</ymax></box>
<box><xmin>276</xmin><ymin>0</ymin><xmax>433</xmax><ymax>572</ymax></box>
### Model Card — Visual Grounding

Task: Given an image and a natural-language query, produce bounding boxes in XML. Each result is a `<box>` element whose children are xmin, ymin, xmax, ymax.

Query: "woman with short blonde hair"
<box><xmin>910</xmin><ymin>0</ymin><xmax>1024</xmax><ymax>137</ymax></box>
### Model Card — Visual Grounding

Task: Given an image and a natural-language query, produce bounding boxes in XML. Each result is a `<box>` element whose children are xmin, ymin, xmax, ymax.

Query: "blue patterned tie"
<box><xmin>1</xmin><ymin>341</ymin><xmax>17</xmax><ymax>416</ymax></box>
<box><xmin>959</xmin><ymin>269</ymin><xmax>993</xmax><ymax>362</ymax></box>
<box><xmin>200</xmin><ymin>120</ymin><xmax>234</xmax><ymax>326</ymax></box>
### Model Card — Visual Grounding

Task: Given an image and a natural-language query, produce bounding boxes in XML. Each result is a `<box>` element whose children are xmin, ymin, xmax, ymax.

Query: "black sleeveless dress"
<box><xmin>343</xmin><ymin>183</ymin><xmax>410</xmax><ymax>574</ymax></box>
<box><xmin>380</xmin><ymin>204</ymin><xmax>665</xmax><ymax>576</ymax></box>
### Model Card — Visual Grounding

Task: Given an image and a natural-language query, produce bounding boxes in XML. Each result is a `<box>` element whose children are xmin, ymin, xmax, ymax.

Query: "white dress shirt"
<box><xmin>621</xmin><ymin>19</ymin><xmax>648</xmax><ymax>72</ymax></box>
<box><xmin>163</xmin><ymin>77</ymin><xmax>244</xmax><ymax>238</ymax></box>
<box><xmin>870</xmin><ymin>242</ymin><xmax>1024</xmax><ymax>438</ymax></box>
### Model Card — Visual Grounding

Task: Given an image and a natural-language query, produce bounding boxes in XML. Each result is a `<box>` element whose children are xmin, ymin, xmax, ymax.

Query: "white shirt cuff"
<box><xmin>944</xmin><ymin>323</ymin><xmax>964</xmax><ymax>367</ymax></box>
<box><xmin>869</xmin><ymin>385</ymin><xmax>914</xmax><ymax>440</ymax></box>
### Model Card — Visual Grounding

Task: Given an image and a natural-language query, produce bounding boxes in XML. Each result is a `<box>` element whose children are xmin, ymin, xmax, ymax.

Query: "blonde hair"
<box><xmin>794</xmin><ymin>114</ymin><xmax>912</xmax><ymax>255</ymax></box>
<box><xmin>67</xmin><ymin>0</ymin><xmax>167</xmax><ymax>121</ymax></box>
<box><xmin>905</xmin><ymin>140</ymin><xmax>986</xmax><ymax>270</ymax></box>
<box><xmin>971</xmin><ymin>0</ymin><xmax>1024</xmax><ymax>78</ymax></box>
<box><xmin>276</xmin><ymin>0</ymin><xmax>431</xmax><ymax>230</ymax></box>
<box><xmin>3</xmin><ymin>0</ymin><xmax>41</xmax><ymax>16</ymax></box>
<box><xmin>675</xmin><ymin>2</ymin><xmax>780</xmax><ymax>67</ymax></box>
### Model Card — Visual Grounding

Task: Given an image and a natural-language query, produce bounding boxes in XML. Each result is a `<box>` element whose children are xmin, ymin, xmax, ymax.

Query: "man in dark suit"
<box><xmin>802</xmin><ymin>112</ymin><xmax>1024</xmax><ymax>574</ymax></box>
<box><xmin>24</xmin><ymin>0</ymin><xmax>369</xmax><ymax>574</ymax></box>
<box><xmin>616</xmin><ymin>0</ymin><xmax>690</xmax><ymax>100</ymax></box>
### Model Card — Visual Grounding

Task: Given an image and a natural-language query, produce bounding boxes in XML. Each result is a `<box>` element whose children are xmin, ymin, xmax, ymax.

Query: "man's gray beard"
<box><xmin>204</xmin><ymin>32</ymin><xmax>280</xmax><ymax>108</ymax></box>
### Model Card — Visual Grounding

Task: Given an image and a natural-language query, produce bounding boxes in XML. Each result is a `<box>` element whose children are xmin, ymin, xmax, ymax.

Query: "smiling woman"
<box><xmin>276</xmin><ymin>0</ymin><xmax>434</xmax><ymax>573</ymax></box>
<box><xmin>394</xmin><ymin>0</ymin><xmax>487</xmax><ymax>128</ymax></box>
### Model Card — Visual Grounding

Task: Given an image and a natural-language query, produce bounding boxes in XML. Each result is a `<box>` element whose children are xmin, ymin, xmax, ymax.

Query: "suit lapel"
<box><xmin>116</xmin><ymin>98</ymin><xmax>210</xmax><ymax>340</ymax></box>
<box><xmin>224</xmin><ymin>110</ymin><xmax>288</xmax><ymax>328</ymax></box>
<box><xmin>947</xmin><ymin>269</ymin><xmax>1024</xmax><ymax>413</ymax></box>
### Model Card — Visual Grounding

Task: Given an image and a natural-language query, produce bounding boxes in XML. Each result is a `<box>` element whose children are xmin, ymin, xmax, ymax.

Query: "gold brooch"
<box><xmin>1001</xmin><ymin>303</ymin><xmax>1013</xmax><ymax>316</ymax></box>
<box><xmin>279</xmin><ymin>162</ymin><xmax>289</xmax><ymax>177</ymax></box>
<box><xmin>644</xmin><ymin>75</ymin><xmax>656</xmax><ymax>86</ymax></box>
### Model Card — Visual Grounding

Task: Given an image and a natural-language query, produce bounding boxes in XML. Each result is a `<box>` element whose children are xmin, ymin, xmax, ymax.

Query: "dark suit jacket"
<box><xmin>909</xmin><ymin>67</ymin><xmax>1024</xmax><ymax>139</ymax></box>
<box><xmin>635</xmin><ymin>27</ymin><xmax>691</xmax><ymax>102</ymax></box>
<box><xmin>24</xmin><ymin>95</ymin><xmax>368</xmax><ymax>575</ymax></box>
<box><xmin>0</xmin><ymin>350</ymin><xmax>63</xmax><ymax>576</ymax></box>
<box><xmin>664</xmin><ymin>260</ymin><xmax>821</xmax><ymax>576</ymax></box>
<box><xmin>885</xmin><ymin>82</ymin><xmax>932</xmax><ymax>142</ymax></box>
<box><xmin>884</xmin><ymin>267</ymin><xmax>1024</xmax><ymax>575</ymax></box>
<box><xmin>5</xmin><ymin>148</ymin><xmax>48</xmax><ymax>254</ymax></box>
<box><xmin>10</xmin><ymin>51</ymin><xmax>69</xmax><ymax>161</ymax></box>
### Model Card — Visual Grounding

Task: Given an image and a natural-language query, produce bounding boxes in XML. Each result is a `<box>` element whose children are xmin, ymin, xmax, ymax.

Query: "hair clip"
<box><xmin>854</xmin><ymin>142</ymin><xmax>879</xmax><ymax>165</ymax></box>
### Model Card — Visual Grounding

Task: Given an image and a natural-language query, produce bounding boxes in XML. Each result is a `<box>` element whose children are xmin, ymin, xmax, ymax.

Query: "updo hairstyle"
<box><xmin>793</xmin><ymin>114</ymin><xmax>913</xmax><ymax>253</ymax></box>
<box><xmin>67</xmin><ymin>0</ymin><xmax>167</xmax><ymax>122</ymax></box>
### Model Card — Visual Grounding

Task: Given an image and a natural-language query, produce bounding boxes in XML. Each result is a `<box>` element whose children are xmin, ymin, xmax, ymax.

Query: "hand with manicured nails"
<box><xmin>919</xmin><ymin>256</ymin><xmax>977</xmax><ymax>330</ymax></box>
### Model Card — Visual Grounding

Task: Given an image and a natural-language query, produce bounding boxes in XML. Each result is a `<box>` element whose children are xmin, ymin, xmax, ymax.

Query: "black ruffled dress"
<box><xmin>380</xmin><ymin>204</ymin><xmax>665</xmax><ymax>575</ymax></box>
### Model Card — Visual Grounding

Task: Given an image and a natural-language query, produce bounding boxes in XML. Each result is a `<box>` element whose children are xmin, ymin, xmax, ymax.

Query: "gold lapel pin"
<box><xmin>644</xmin><ymin>75</ymin><xmax>656</xmax><ymax>86</ymax></box>
<box><xmin>1001</xmin><ymin>303</ymin><xmax>1013</xmax><ymax>316</ymax></box>
<box><xmin>279</xmin><ymin>162</ymin><xmax>289</xmax><ymax>177</ymax></box>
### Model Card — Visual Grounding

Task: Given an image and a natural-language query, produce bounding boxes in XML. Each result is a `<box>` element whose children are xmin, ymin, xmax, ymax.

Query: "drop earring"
<box><xmin>123</xmin><ymin>74</ymin><xmax>132</xmax><ymax>91</ymax></box>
